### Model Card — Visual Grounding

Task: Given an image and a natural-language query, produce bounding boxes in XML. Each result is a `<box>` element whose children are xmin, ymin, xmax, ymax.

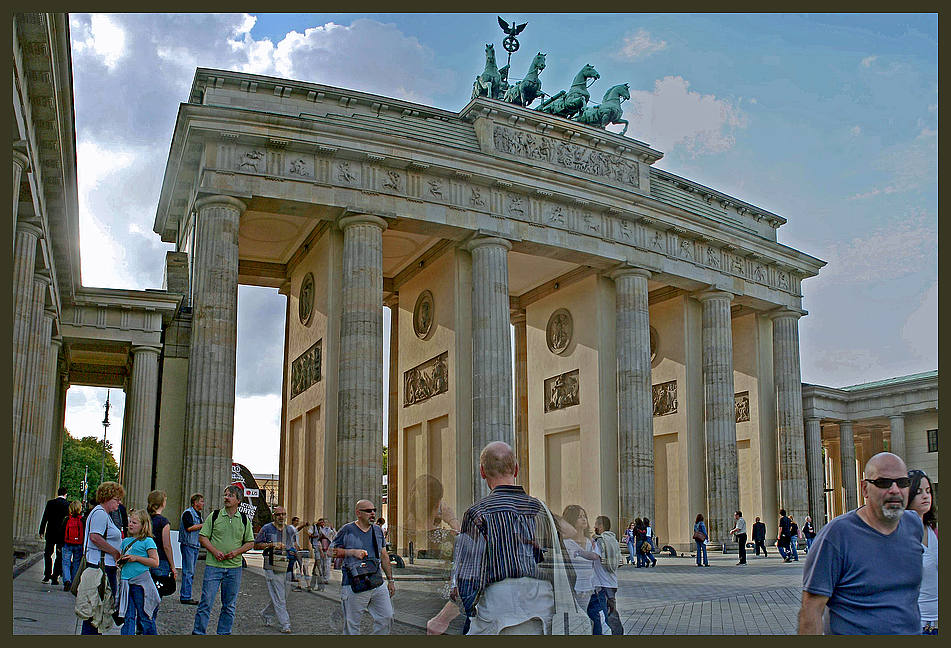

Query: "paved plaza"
<box><xmin>13</xmin><ymin>548</ymin><xmax>805</xmax><ymax>635</ymax></box>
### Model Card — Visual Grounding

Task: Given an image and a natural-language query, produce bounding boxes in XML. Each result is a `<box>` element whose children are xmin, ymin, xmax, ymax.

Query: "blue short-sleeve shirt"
<box><xmin>331</xmin><ymin>522</ymin><xmax>385</xmax><ymax>587</ymax></box>
<box><xmin>802</xmin><ymin>509</ymin><xmax>923</xmax><ymax>635</ymax></box>
<box><xmin>119</xmin><ymin>536</ymin><xmax>158</xmax><ymax>580</ymax></box>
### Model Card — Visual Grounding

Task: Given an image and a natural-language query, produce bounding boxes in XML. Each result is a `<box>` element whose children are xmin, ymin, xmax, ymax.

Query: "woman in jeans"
<box><xmin>81</xmin><ymin>481</ymin><xmax>125</xmax><ymax>635</ymax></box>
<box><xmin>61</xmin><ymin>499</ymin><xmax>84</xmax><ymax>591</ymax></box>
<box><xmin>622</xmin><ymin>521</ymin><xmax>637</xmax><ymax>565</ymax></box>
<box><xmin>907</xmin><ymin>469</ymin><xmax>938</xmax><ymax>635</ymax></box>
<box><xmin>561</xmin><ymin>505</ymin><xmax>608</xmax><ymax>635</ymax></box>
<box><xmin>693</xmin><ymin>513</ymin><xmax>709</xmax><ymax>567</ymax></box>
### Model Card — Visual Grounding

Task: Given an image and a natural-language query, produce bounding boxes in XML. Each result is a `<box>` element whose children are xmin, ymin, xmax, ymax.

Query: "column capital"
<box><xmin>131</xmin><ymin>344</ymin><xmax>163</xmax><ymax>357</ymax></box>
<box><xmin>464</xmin><ymin>236</ymin><xmax>512</xmax><ymax>253</ymax></box>
<box><xmin>888</xmin><ymin>413</ymin><xmax>905</xmax><ymax>422</ymax></box>
<box><xmin>42</xmin><ymin>306</ymin><xmax>57</xmax><ymax>321</ymax></box>
<box><xmin>194</xmin><ymin>194</ymin><xmax>247</xmax><ymax>214</ymax></box>
<box><xmin>693</xmin><ymin>289</ymin><xmax>734</xmax><ymax>303</ymax></box>
<box><xmin>32</xmin><ymin>269</ymin><xmax>52</xmax><ymax>287</ymax></box>
<box><xmin>50</xmin><ymin>336</ymin><xmax>64</xmax><ymax>350</ymax></box>
<box><xmin>13</xmin><ymin>148</ymin><xmax>31</xmax><ymax>172</ymax></box>
<box><xmin>804</xmin><ymin>416</ymin><xmax>821</xmax><ymax>424</ymax></box>
<box><xmin>16</xmin><ymin>218</ymin><xmax>44</xmax><ymax>239</ymax></box>
<box><xmin>510</xmin><ymin>309</ymin><xmax>526</xmax><ymax>325</ymax></box>
<box><xmin>337</xmin><ymin>213</ymin><xmax>387</xmax><ymax>232</ymax></box>
<box><xmin>608</xmin><ymin>266</ymin><xmax>651</xmax><ymax>281</ymax></box>
<box><xmin>768</xmin><ymin>307</ymin><xmax>807</xmax><ymax>321</ymax></box>
<box><xmin>383</xmin><ymin>293</ymin><xmax>399</xmax><ymax>309</ymax></box>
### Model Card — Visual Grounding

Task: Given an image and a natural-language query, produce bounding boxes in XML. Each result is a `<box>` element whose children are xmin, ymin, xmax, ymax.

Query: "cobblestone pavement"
<box><xmin>13</xmin><ymin>548</ymin><xmax>806</xmax><ymax>635</ymax></box>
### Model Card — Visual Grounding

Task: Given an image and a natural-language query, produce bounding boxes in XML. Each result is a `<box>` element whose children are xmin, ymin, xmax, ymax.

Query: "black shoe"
<box><xmin>41</xmin><ymin>576</ymin><xmax>50</xmax><ymax>583</ymax></box>
<box><xmin>180</xmin><ymin>599</ymin><xmax>199</xmax><ymax>605</ymax></box>
<box><xmin>51</xmin><ymin>579</ymin><xmax>59</xmax><ymax>585</ymax></box>
<box><xmin>63</xmin><ymin>581</ymin><xmax>71</xmax><ymax>591</ymax></box>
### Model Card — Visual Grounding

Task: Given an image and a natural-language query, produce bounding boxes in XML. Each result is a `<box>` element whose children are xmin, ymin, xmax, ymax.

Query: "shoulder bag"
<box><xmin>345</xmin><ymin>526</ymin><xmax>384</xmax><ymax>593</ymax></box>
<box><xmin>70</xmin><ymin>507</ymin><xmax>108</xmax><ymax>596</ymax></box>
<box><xmin>692</xmin><ymin>525</ymin><xmax>706</xmax><ymax>543</ymax></box>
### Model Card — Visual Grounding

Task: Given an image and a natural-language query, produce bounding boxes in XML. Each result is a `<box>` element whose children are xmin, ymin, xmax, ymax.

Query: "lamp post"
<box><xmin>98</xmin><ymin>390</ymin><xmax>111</xmax><ymax>489</ymax></box>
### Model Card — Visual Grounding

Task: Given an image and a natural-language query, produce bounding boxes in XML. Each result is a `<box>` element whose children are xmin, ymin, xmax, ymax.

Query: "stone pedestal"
<box><xmin>804</xmin><ymin>417</ymin><xmax>824</xmax><ymax>530</ymax></box>
<box><xmin>13</xmin><ymin>221</ymin><xmax>42</xmax><ymax>463</ymax></box>
<box><xmin>512</xmin><ymin>310</ymin><xmax>530</xmax><ymax>490</ymax></box>
<box><xmin>696</xmin><ymin>290</ymin><xmax>739</xmax><ymax>544</ymax></box>
<box><xmin>123</xmin><ymin>345</ymin><xmax>162</xmax><ymax>509</ymax></box>
<box><xmin>335</xmin><ymin>214</ymin><xmax>386</xmax><ymax>526</ymax></box>
<box><xmin>771</xmin><ymin>310</ymin><xmax>809</xmax><ymax>522</ymax></box>
<box><xmin>839</xmin><ymin>421</ymin><xmax>858</xmax><ymax>511</ymax></box>
<box><xmin>613</xmin><ymin>268</ymin><xmax>654</xmax><ymax>525</ymax></box>
<box><xmin>888</xmin><ymin>415</ymin><xmax>906</xmax><ymax>460</ymax></box>
<box><xmin>466</xmin><ymin>237</ymin><xmax>514</xmax><ymax>500</ymax></box>
<box><xmin>182</xmin><ymin>195</ymin><xmax>245</xmax><ymax>507</ymax></box>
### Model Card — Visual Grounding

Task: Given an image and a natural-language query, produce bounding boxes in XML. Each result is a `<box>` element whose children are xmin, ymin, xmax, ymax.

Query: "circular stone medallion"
<box><xmin>413</xmin><ymin>290</ymin><xmax>435</xmax><ymax>340</ymax></box>
<box><xmin>546</xmin><ymin>308</ymin><xmax>573</xmax><ymax>355</ymax></box>
<box><xmin>299</xmin><ymin>272</ymin><xmax>315</xmax><ymax>326</ymax></box>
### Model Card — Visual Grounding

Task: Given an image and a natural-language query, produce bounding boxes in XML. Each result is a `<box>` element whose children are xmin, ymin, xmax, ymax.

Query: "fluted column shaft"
<box><xmin>804</xmin><ymin>417</ymin><xmax>825</xmax><ymax>529</ymax></box>
<box><xmin>335</xmin><ymin>214</ymin><xmax>386</xmax><ymax>527</ymax></box>
<box><xmin>888</xmin><ymin>415</ymin><xmax>906</xmax><ymax>460</ymax></box>
<box><xmin>13</xmin><ymin>148</ymin><xmax>30</xmax><ymax>238</ymax></box>
<box><xmin>512</xmin><ymin>310</ymin><xmax>529</xmax><ymax>490</ymax></box>
<box><xmin>614</xmin><ymin>268</ymin><xmax>654</xmax><ymax>525</ymax></box>
<box><xmin>772</xmin><ymin>312</ymin><xmax>809</xmax><ymax>522</ymax></box>
<box><xmin>384</xmin><ymin>295</ymin><xmax>400</xmax><ymax>544</ymax></box>
<box><xmin>14</xmin><ymin>273</ymin><xmax>52</xmax><ymax>545</ymax></box>
<box><xmin>124</xmin><ymin>346</ymin><xmax>162</xmax><ymax>509</ymax></box>
<box><xmin>839</xmin><ymin>421</ymin><xmax>858</xmax><ymax>511</ymax></box>
<box><xmin>183</xmin><ymin>196</ymin><xmax>245</xmax><ymax>507</ymax></box>
<box><xmin>697</xmin><ymin>291</ymin><xmax>739</xmax><ymax>544</ymax></box>
<box><xmin>467</xmin><ymin>237</ymin><xmax>514</xmax><ymax>501</ymax></box>
<box><xmin>13</xmin><ymin>221</ymin><xmax>42</xmax><ymax>463</ymax></box>
<box><xmin>49</xmin><ymin>372</ymin><xmax>70</xmax><ymax>497</ymax></box>
<box><xmin>31</xmin><ymin>327</ymin><xmax>60</xmax><ymax>524</ymax></box>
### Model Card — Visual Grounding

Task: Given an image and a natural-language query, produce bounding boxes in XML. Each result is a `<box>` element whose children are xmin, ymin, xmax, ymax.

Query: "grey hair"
<box><xmin>224</xmin><ymin>484</ymin><xmax>243</xmax><ymax>501</ymax></box>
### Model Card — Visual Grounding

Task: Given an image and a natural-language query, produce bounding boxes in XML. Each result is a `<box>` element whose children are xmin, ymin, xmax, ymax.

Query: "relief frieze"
<box><xmin>544</xmin><ymin>369</ymin><xmax>580</xmax><ymax>413</ymax></box>
<box><xmin>291</xmin><ymin>339</ymin><xmax>322</xmax><ymax>399</ymax></box>
<box><xmin>492</xmin><ymin>125</ymin><xmax>639</xmax><ymax>188</ymax></box>
<box><xmin>652</xmin><ymin>380</ymin><xmax>677</xmax><ymax>417</ymax></box>
<box><xmin>735</xmin><ymin>391</ymin><xmax>750</xmax><ymax>423</ymax></box>
<box><xmin>403</xmin><ymin>351</ymin><xmax>449</xmax><ymax>407</ymax></box>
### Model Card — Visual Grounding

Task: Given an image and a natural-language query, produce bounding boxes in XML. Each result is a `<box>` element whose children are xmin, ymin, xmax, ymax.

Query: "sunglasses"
<box><xmin>359</xmin><ymin>508</ymin><xmax>377</xmax><ymax>513</ymax></box>
<box><xmin>864</xmin><ymin>477</ymin><xmax>911</xmax><ymax>489</ymax></box>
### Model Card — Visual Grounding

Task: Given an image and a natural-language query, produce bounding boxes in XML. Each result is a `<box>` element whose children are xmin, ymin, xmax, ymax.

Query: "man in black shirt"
<box><xmin>39</xmin><ymin>487</ymin><xmax>70</xmax><ymax>584</ymax></box>
<box><xmin>777</xmin><ymin>509</ymin><xmax>793</xmax><ymax>563</ymax></box>
<box><xmin>751</xmin><ymin>516</ymin><xmax>768</xmax><ymax>557</ymax></box>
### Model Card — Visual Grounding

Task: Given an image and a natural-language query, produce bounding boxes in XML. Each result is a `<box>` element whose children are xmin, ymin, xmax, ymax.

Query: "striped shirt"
<box><xmin>455</xmin><ymin>485</ymin><xmax>552</xmax><ymax>610</ymax></box>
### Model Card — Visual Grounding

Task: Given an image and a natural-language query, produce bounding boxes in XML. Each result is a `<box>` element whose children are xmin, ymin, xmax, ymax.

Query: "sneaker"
<box><xmin>41</xmin><ymin>577</ymin><xmax>50</xmax><ymax>583</ymax></box>
<box><xmin>280</xmin><ymin>627</ymin><xmax>292</xmax><ymax>634</ymax></box>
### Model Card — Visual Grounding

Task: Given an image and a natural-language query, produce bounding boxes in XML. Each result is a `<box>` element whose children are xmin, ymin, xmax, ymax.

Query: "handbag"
<box><xmin>640</xmin><ymin>541</ymin><xmax>652</xmax><ymax>554</ymax></box>
<box><xmin>71</xmin><ymin>506</ymin><xmax>109</xmax><ymax>596</ymax></box>
<box><xmin>154</xmin><ymin>572</ymin><xmax>176</xmax><ymax>597</ymax></box>
<box><xmin>344</xmin><ymin>525</ymin><xmax>384</xmax><ymax>593</ymax></box>
<box><xmin>692</xmin><ymin>529</ymin><xmax>706</xmax><ymax>543</ymax></box>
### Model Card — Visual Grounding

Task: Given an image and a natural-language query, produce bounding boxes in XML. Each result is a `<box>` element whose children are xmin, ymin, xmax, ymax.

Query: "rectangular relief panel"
<box><xmin>652</xmin><ymin>379</ymin><xmax>677</xmax><ymax>417</ymax></box>
<box><xmin>735</xmin><ymin>391</ymin><xmax>750</xmax><ymax>423</ymax></box>
<box><xmin>544</xmin><ymin>369</ymin><xmax>580</xmax><ymax>413</ymax></box>
<box><xmin>403</xmin><ymin>351</ymin><xmax>449</xmax><ymax>407</ymax></box>
<box><xmin>291</xmin><ymin>339</ymin><xmax>322</xmax><ymax>399</ymax></box>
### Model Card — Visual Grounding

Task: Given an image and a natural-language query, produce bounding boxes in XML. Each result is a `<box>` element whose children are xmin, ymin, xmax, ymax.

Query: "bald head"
<box><xmin>355</xmin><ymin>499</ymin><xmax>373</xmax><ymax>513</ymax></box>
<box><xmin>864</xmin><ymin>452</ymin><xmax>907</xmax><ymax>479</ymax></box>
<box><xmin>480</xmin><ymin>441</ymin><xmax>517</xmax><ymax>478</ymax></box>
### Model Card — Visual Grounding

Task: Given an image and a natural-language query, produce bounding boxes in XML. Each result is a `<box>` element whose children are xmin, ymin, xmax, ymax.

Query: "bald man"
<box><xmin>456</xmin><ymin>441</ymin><xmax>555</xmax><ymax>635</ymax></box>
<box><xmin>798</xmin><ymin>452</ymin><xmax>923</xmax><ymax>635</ymax></box>
<box><xmin>331</xmin><ymin>499</ymin><xmax>395</xmax><ymax>634</ymax></box>
<box><xmin>254</xmin><ymin>506</ymin><xmax>295</xmax><ymax>633</ymax></box>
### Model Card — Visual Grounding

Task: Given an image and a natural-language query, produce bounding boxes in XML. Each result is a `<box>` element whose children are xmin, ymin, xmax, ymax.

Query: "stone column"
<box><xmin>13</xmin><ymin>220</ymin><xmax>43</xmax><ymax>463</ymax></box>
<box><xmin>335</xmin><ymin>214</ymin><xmax>386</xmax><ymax>527</ymax></box>
<box><xmin>888</xmin><ymin>415</ymin><xmax>906</xmax><ymax>460</ymax></box>
<box><xmin>182</xmin><ymin>195</ymin><xmax>245</xmax><ymax>506</ymax></box>
<box><xmin>613</xmin><ymin>268</ymin><xmax>655</xmax><ymax>525</ymax></box>
<box><xmin>804</xmin><ymin>417</ymin><xmax>824</xmax><ymax>531</ymax></box>
<box><xmin>123</xmin><ymin>345</ymin><xmax>162</xmax><ymax>509</ymax></box>
<box><xmin>771</xmin><ymin>310</ymin><xmax>809</xmax><ymax>522</ymax></box>
<box><xmin>511</xmin><ymin>309</ymin><xmax>530</xmax><ymax>490</ymax></box>
<box><xmin>696</xmin><ymin>290</ymin><xmax>739</xmax><ymax>545</ymax></box>
<box><xmin>31</xmin><ymin>322</ymin><xmax>60</xmax><ymax>521</ymax></box>
<box><xmin>466</xmin><ymin>237</ymin><xmax>514</xmax><ymax>501</ymax></box>
<box><xmin>384</xmin><ymin>294</ymin><xmax>400</xmax><ymax>545</ymax></box>
<box><xmin>49</xmin><ymin>367</ymin><xmax>69</xmax><ymax>498</ymax></box>
<box><xmin>13</xmin><ymin>272</ymin><xmax>52</xmax><ymax>546</ymax></box>
<box><xmin>839</xmin><ymin>421</ymin><xmax>858</xmax><ymax>511</ymax></box>
<box><xmin>13</xmin><ymin>146</ymin><xmax>30</xmax><ymax>238</ymax></box>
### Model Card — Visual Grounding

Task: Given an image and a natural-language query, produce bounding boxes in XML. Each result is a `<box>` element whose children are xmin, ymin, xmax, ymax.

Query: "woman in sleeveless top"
<box><xmin>907</xmin><ymin>469</ymin><xmax>938</xmax><ymax>634</ymax></box>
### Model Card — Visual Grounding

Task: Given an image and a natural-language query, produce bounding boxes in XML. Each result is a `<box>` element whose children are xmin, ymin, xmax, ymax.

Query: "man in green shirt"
<box><xmin>192</xmin><ymin>485</ymin><xmax>255</xmax><ymax>634</ymax></box>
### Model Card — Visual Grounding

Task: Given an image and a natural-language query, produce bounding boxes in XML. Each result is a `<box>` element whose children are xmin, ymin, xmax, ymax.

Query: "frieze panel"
<box><xmin>544</xmin><ymin>369</ymin><xmax>580</xmax><ymax>413</ymax></box>
<box><xmin>335</xmin><ymin>161</ymin><xmax>360</xmax><ymax>185</ymax></box>
<box><xmin>652</xmin><ymin>379</ymin><xmax>677</xmax><ymax>417</ymax></box>
<box><xmin>291</xmin><ymin>339</ymin><xmax>322</xmax><ymax>399</ymax></box>
<box><xmin>492</xmin><ymin>125</ymin><xmax>639</xmax><ymax>188</ymax></box>
<box><xmin>735</xmin><ymin>391</ymin><xmax>750</xmax><ymax>423</ymax></box>
<box><xmin>403</xmin><ymin>351</ymin><xmax>449</xmax><ymax>407</ymax></box>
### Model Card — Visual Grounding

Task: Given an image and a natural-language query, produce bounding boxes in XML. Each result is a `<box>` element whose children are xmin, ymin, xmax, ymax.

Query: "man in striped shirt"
<box><xmin>456</xmin><ymin>441</ymin><xmax>555</xmax><ymax>634</ymax></box>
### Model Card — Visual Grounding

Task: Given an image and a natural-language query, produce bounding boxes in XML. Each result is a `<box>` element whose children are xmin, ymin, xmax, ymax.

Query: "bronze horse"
<box><xmin>503</xmin><ymin>52</ymin><xmax>547</xmax><ymax>107</ymax></box>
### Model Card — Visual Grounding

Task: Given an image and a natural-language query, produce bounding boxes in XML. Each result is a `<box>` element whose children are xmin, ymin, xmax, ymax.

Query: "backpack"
<box><xmin>208</xmin><ymin>509</ymin><xmax>250</xmax><ymax>539</ymax></box>
<box><xmin>65</xmin><ymin>516</ymin><xmax>83</xmax><ymax>545</ymax></box>
<box><xmin>595</xmin><ymin>531</ymin><xmax>621</xmax><ymax>574</ymax></box>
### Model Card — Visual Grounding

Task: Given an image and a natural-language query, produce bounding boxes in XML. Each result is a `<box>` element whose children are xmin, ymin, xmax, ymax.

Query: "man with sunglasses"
<box><xmin>798</xmin><ymin>452</ymin><xmax>923</xmax><ymax>635</ymax></box>
<box><xmin>331</xmin><ymin>500</ymin><xmax>395</xmax><ymax>634</ymax></box>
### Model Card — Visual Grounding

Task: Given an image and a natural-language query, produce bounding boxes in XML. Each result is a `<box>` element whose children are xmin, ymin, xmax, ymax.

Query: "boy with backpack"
<box><xmin>591</xmin><ymin>515</ymin><xmax>624</xmax><ymax>635</ymax></box>
<box><xmin>62</xmin><ymin>500</ymin><xmax>85</xmax><ymax>591</ymax></box>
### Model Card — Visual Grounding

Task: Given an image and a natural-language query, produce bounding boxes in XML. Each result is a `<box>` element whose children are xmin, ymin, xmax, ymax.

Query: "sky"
<box><xmin>61</xmin><ymin>13</ymin><xmax>937</xmax><ymax>476</ymax></box>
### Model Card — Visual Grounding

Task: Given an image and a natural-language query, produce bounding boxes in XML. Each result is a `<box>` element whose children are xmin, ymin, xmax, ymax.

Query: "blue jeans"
<box><xmin>121</xmin><ymin>583</ymin><xmax>157</xmax><ymax>635</ymax></box>
<box><xmin>805</xmin><ymin>537</ymin><xmax>814</xmax><ymax>553</ymax></box>
<box><xmin>790</xmin><ymin>537</ymin><xmax>799</xmax><ymax>561</ymax></box>
<box><xmin>626</xmin><ymin>539</ymin><xmax>636</xmax><ymax>564</ymax></box>
<box><xmin>586</xmin><ymin>588</ymin><xmax>608</xmax><ymax>635</ymax></box>
<box><xmin>777</xmin><ymin>541</ymin><xmax>790</xmax><ymax>560</ymax></box>
<box><xmin>192</xmin><ymin>565</ymin><xmax>242</xmax><ymax>635</ymax></box>
<box><xmin>180</xmin><ymin>545</ymin><xmax>199</xmax><ymax>601</ymax></box>
<box><xmin>81</xmin><ymin>565</ymin><xmax>118</xmax><ymax>635</ymax></box>
<box><xmin>61</xmin><ymin>544</ymin><xmax>83</xmax><ymax>584</ymax></box>
<box><xmin>695</xmin><ymin>540</ymin><xmax>708</xmax><ymax>566</ymax></box>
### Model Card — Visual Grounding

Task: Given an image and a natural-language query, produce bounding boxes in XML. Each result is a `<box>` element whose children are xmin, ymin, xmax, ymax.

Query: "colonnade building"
<box><xmin>15</xmin><ymin>13</ymin><xmax>934</xmax><ymax>557</ymax></box>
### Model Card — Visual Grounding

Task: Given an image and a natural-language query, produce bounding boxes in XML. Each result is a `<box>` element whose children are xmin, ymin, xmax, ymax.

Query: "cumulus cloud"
<box><xmin>618</xmin><ymin>28</ymin><xmax>668</xmax><ymax>60</ymax></box>
<box><xmin>861</xmin><ymin>55</ymin><xmax>877</xmax><ymax>68</ymax></box>
<box><xmin>818</xmin><ymin>212</ymin><xmax>936</xmax><ymax>283</ymax></box>
<box><xmin>70</xmin><ymin>14</ymin><xmax>128</xmax><ymax>71</ymax></box>
<box><xmin>232</xmin><ymin>394</ymin><xmax>282</xmax><ymax>474</ymax></box>
<box><xmin>848</xmin><ymin>126</ymin><xmax>937</xmax><ymax>200</ymax></box>
<box><xmin>64</xmin><ymin>387</ymin><xmax>126</xmax><ymax>457</ymax></box>
<box><xmin>901</xmin><ymin>281</ymin><xmax>937</xmax><ymax>365</ymax></box>
<box><xmin>625</xmin><ymin>76</ymin><xmax>747</xmax><ymax>156</ymax></box>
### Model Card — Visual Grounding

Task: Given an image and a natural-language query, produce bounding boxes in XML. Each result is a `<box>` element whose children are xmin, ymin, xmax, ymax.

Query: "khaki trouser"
<box><xmin>340</xmin><ymin>582</ymin><xmax>393</xmax><ymax>635</ymax></box>
<box><xmin>261</xmin><ymin>567</ymin><xmax>291</xmax><ymax>630</ymax></box>
<box><xmin>309</xmin><ymin>550</ymin><xmax>331</xmax><ymax>590</ymax></box>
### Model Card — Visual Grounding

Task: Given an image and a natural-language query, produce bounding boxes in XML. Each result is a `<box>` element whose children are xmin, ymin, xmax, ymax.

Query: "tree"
<box><xmin>59</xmin><ymin>430</ymin><xmax>120</xmax><ymax>503</ymax></box>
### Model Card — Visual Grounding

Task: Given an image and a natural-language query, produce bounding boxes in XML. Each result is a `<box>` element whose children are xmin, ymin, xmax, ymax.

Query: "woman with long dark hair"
<box><xmin>907</xmin><ymin>469</ymin><xmax>937</xmax><ymax>634</ymax></box>
<box><xmin>693</xmin><ymin>513</ymin><xmax>709</xmax><ymax>567</ymax></box>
